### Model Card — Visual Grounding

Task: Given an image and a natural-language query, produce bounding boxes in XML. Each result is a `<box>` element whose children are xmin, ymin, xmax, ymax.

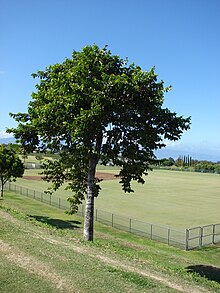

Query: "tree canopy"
<box><xmin>8</xmin><ymin>44</ymin><xmax>191</xmax><ymax>240</ymax></box>
<box><xmin>0</xmin><ymin>144</ymin><xmax>24</xmax><ymax>197</ymax></box>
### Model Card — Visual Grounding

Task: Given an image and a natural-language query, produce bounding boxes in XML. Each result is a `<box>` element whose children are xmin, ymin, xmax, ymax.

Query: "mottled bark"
<box><xmin>83</xmin><ymin>157</ymin><xmax>96</xmax><ymax>241</ymax></box>
<box><xmin>83</xmin><ymin>132</ymin><xmax>103</xmax><ymax>241</ymax></box>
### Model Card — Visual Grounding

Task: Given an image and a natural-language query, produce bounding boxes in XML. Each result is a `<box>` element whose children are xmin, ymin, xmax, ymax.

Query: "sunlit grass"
<box><xmin>1</xmin><ymin>193</ymin><xmax>220</xmax><ymax>293</ymax></box>
<box><xmin>13</xmin><ymin>165</ymin><xmax>220</xmax><ymax>229</ymax></box>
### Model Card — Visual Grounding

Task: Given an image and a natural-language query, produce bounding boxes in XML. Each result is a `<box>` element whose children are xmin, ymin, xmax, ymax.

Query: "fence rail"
<box><xmin>3</xmin><ymin>182</ymin><xmax>220</xmax><ymax>250</ymax></box>
<box><xmin>186</xmin><ymin>224</ymin><xmax>220</xmax><ymax>250</ymax></box>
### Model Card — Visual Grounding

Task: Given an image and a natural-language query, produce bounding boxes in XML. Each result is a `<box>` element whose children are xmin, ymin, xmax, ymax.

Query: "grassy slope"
<box><xmin>15</xmin><ymin>168</ymin><xmax>220</xmax><ymax>229</ymax></box>
<box><xmin>1</xmin><ymin>192</ymin><xmax>220</xmax><ymax>292</ymax></box>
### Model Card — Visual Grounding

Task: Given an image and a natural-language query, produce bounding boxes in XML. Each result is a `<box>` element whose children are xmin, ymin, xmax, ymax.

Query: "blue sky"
<box><xmin>1</xmin><ymin>0</ymin><xmax>220</xmax><ymax>161</ymax></box>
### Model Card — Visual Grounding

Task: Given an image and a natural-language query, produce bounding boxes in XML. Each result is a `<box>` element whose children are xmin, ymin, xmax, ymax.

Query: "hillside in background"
<box><xmin>155</xmin><ymin>148</ymin><xmax>220</xmax><ymax>163</ymax></box>
<box><xmin>0</xmin><ymin>137</ymin><xmax>15</xmax><ymax>144</ymax></box>
<box><xmin>0</xmin><ymin>136</ymin><xmax>219</xmax><ymax>162</ymax></box>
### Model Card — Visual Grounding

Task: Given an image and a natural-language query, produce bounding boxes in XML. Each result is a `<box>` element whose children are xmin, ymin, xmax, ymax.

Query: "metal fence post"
<box><xmin>185</xmin><ymin>229</ymin><xmax>189</xmax><ymax>251</ymax></box>
<box><xmin>150</xmin><ymin>224</ymin><xmax>153</xmax><ymax>240</ymax></box>
<box><xmin>112</xmin><ymin>213</ymin><xmax>114</xmax><ymax>227</ymax></box>
<box><xmin>199</xmin><ymin>227</ymin><xmax>203</xmax><ymax>248</ymax></box>
<box><xmin>168</xmin><ymin>228</ymin><xmax>170</xmax><ymax>245</ymax></box>
<box><xmin>129</xmin><ymin>218</ymin><xmax>132</xmax><ymax>233</ymax></box>
<box><xmin>212</xmin><ymin>224</ymin><xmax>216</xmax><ymax>244</ymax></box>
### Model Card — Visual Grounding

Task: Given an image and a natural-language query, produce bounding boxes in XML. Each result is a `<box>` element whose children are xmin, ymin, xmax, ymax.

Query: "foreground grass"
<box><xmin>1</xmin><ymin>191</ymin><xmax>220</xmax><ymax>292</ymax></box>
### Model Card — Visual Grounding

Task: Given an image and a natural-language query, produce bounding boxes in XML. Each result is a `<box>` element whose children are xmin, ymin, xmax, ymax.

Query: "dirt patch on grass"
<box><xmin>23</xmin><ymin>172</ymin><xmax>118</xmax><ymax>181</ymax></box>
<box><xmin>0</xmin><ymin>240</ymin><xmax>77</xmax><ymax>292</ymax></box>
<box><xmin>36</xmin><ymin>234</ymin><xmax>205</xmax><ymax>293</ymax></box>
<box><xmin>96</xmin><ymin>172</ymin><xmax>118</xmax><ymax>181</ymax></box>
<box><xmin>23</xmin><ymin>175</ymin><xmax>43</xmax><ymax>180</ymax></box>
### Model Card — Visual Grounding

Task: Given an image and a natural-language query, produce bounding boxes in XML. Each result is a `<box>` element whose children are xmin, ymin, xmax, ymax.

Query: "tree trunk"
<box><xmin>83</xmin><ymin>131</ymin><xmax>103</xmax><ymax>241</ymax></box>
<box><xmin>0</xmin><ymin>178</ymin><xmax>4</xmax><ymax>197</ymax></box>
<box><xmin>83</xmin><ymin>157</ymin><xmax>97</xmax><ymax>241</ymax></box>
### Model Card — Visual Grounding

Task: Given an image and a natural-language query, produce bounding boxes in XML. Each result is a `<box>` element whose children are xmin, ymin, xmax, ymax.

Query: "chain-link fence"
<box><xmin>94</xmin><ymin>208</ymin><xmax>187</xmax><ymax>249</ymax></box>
<box><xmin>5</xmin><ymin>182</ymin><xmax>69</xmax><ymax>210</ymax></box>
<box><xmin>3</xmin><ymin>182</ymin><xmax>220</xmax><ymax>250</ymax></box>
<box><xmin>186</xmin><ymin>224</ymin><xmax>220</xmax><ymax>250</ymax></box>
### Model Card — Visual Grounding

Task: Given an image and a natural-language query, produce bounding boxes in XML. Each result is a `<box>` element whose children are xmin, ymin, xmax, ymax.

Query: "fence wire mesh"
<box><xmin>186</xmin><ymin>224</ymin><xmax>220</xmax><ymax>250</ymax></box>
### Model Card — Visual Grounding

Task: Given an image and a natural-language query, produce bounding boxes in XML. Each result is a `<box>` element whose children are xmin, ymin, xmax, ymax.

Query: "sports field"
<box><xmin>97</xmin><ymin>169</ymin><xmax>220</xmax><ymax>229</ymax></box>
<box><xmin>14</xmin><ymin>167</ymin><xmax>220</xmax><ymax>229</ymax></box>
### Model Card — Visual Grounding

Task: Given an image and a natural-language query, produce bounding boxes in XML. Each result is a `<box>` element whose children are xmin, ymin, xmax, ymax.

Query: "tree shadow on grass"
<box><xmin>186</xmin><ymin>265</ymin><xmax>220</xmax><ymax>283</ymax></box>
<box><xmin>28</xmin><ymin>215</ymin><xmax>81</xmax><ymax>229</ymax></box>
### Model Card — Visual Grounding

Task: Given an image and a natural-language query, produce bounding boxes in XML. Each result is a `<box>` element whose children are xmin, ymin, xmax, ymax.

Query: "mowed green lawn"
<box><xmin>14</xmin><ymin>168</ymin><xmax>220</xmax><ymax>230</ymax></box>
<box><xmin>96</xmin><ymin>169</ymin><xmax>220</xmax><ymax>229</ymax></box>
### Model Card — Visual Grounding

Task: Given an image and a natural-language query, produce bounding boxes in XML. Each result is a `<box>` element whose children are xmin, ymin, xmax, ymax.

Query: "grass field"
<box><xmin>14</xmin><ymin>167</ymin><xmax>220</xmax><ymax>230</ymax></box>
<box><xmin>97</xmin><ymin>169</ymin><xmax>220</xmax><ymax>229</ymax></box>
<box><xmin>1</xmin><ymin>192</ymin><xmax>220</xmax><ymax>292</ymax></box>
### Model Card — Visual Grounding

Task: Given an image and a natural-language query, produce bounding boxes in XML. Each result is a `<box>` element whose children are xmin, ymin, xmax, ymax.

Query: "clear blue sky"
<box><xmin>1</xmin><ymin>0</ymin><xmax>220</xmax><ymax>160</ymax></box>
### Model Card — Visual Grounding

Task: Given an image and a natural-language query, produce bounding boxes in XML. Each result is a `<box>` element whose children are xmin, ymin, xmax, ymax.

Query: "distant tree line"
<box><xmin>158</xmin><ymin>156</ymin><xmax>220</xmax><ymax>174</ymax></box>
<box><xmin>5</xmin><ymin>144</ymin><xmax>220</xmax><ymax>174</ymax></box>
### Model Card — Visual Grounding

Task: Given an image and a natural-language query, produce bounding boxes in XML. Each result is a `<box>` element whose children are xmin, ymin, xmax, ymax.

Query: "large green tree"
<box><xmin>0</xmin><ymin>144</ymin><xmax>24</xmax><ymax>197</ymax></box>
<box><xmin>8</xmin><ymin>45</ymin><xmax>190</xmax><ymax>240</ymax></box>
